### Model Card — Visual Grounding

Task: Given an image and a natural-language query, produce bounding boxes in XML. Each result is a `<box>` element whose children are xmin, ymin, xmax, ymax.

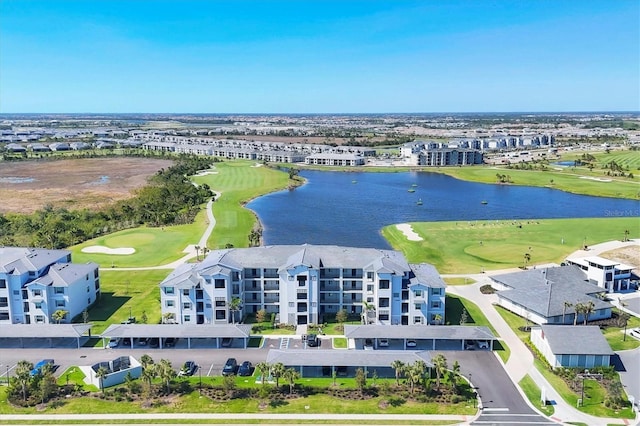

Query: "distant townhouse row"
<box><xmin>0</xmin><ymin>247</ymin><xmax>100</xmax><ymax>325</ymax></box>
<box><xmin>159</xmin><ymin>244</ymin><xmax>446</xmax><ymax>327</ymax></box>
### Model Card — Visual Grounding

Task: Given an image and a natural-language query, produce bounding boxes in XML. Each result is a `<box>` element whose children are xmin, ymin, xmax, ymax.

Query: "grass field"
<box><xmin>191</xmin><ymin>161</ymin><xmax>292</xmax><ymax>249</ymax></box>
<box><xmin>81</xmin><ymin>270</ymin><xmax>170</xmax><ymax>334</ymax></box>
<box><xmin>518</xmin><ymin>374</ymin><xmax>555</xmax><ymax>417</ymax></box>
<box><xmin>562</xmin><ymin>150</ymin><xmax>640</xmax><ymax>171</ymax></box>
<box><xmin>437</xmin><ymin>162</ymin><xmax>639</xmax><ymax>200</ymax></box>
<box><xmin>382</xmin><ymin>217</ymin><xmax>639</xmax><ymax>274</ymax></box>
<box><xmin>70</xmin><ymin>208</ymin><xmax>208</xmax><ymax>268</ymax></box>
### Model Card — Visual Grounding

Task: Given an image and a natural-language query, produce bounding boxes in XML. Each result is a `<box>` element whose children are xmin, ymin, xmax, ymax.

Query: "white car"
<box><xmin>406</xmin><ymin>340</ymin><xmax>417</xmax><ymax>348</ymax></box>
<box><xmin>108</xmin><ymin>338</ymin><xmax>120</xmax><ymax>348</ymax></box>
<box><xmin>378</xmin><ymin>338</ymin><xmax>389</xmax><ymax>347</ymax></box>
<box><xmin>477</xmin><ymin>340</ymin><xmax>489</xmax><ymax>349</ymax></box>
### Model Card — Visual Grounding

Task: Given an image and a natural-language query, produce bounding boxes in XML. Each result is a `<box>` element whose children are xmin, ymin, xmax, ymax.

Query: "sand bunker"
<box><xmin>194</xmin><ymin>170</ymin><xmax>218</xmax><ymax>176</ymax></box>
<box><xmin>81</xmin><ymin>246</ymin><xmax>136</xmax><ymax>255</ymax></box>
<box><xmin>396</xmin><ymin>223</ymin><xmax>423</xmax><ymax>241</ymax></box>
<box><xmin>579</xmin><ymin>176</ymin><xmax>612</xmax><ymax>182</ymax></box>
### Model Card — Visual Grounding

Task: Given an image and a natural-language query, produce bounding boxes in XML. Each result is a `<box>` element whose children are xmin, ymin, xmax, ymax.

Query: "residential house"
<box><xmin>565</xmin><ymin>256</ymin><xmax>635</xmax><ymax>292</ymax></box>
<box><xmin>531</xmin><ymin>325</ymin><xmax>613</xmax><ymax>368</ymax></box>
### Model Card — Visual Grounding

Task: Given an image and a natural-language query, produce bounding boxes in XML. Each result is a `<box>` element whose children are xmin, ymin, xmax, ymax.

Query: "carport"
<box><xmin>100</xmin><ymin>324</ymin><xmax>252</xmax><ymax>349</ymax></box>
<box><xmin>0</xmin><ymin>324</ymin><xmax>92</xmax><ymax>349</ymax></box>
<box><xmin>344</xmin><ymin>324</ymin><xmax>497</xmax><ymax>350</ymax></box>
<box><xmin>266</xmin><ymin>349</ymin><xmax>432</xmax><ymax>378</ymax></box>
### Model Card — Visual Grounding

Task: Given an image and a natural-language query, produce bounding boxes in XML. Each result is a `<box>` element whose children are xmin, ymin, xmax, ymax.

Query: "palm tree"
<box><xmin>410</xmin><ymin>361</ymin><xmax>427</xmax><ymax>393</ymax></box>
<box><xmin>523</xmin><ymin>252</ymin><xmax>531</xmax><ymax>269</ymax></box>
<box><xmin>159</xmin><ymin>359</ymin><xmax>175</xmax><ymax>394</ymax></box>
<box><xmin>15</xmin><ymin>360</ymin><xmax>33</xmax><ymax>401</ymax></box>
<box><xmin>140</xmin><ymin>354</ymin><xmax>154</xmax><ymax>370</ymax></box>
<box><xmin>451</xmin><ymin>360</ymin><xmax>461</xmax><ymax>391</ymax></box>
<box><xmin>282</xmin><ymin>368</ymin><xmax>300</xmax><ymax>395</ymax></box>
<box><xmin>270</xmin><ymin>362</ymin><xmax>285</xmax><ymax>389</ymax></box>
<box><xmin>573</xmin><ymin>303</ymin><xmax>584</xmax><ymax>326</ymax></box>
<box><xmin>390</xmin><ymin>360</ymin><xmax>405</xmax><ymax>386</ymax></box>
<box><xmin>354</xmin><ymin>368</ymin><xmax>367</xmax><ymax>395</ymax></box>
<box><xmin>432</xmin><ymin>354</ymin><xmax>448</xmax><ymax>389</ymax></box>
<box><xmin>194</xmin><ymin>245</ymin><xmax>201</xmax><ymax>261</ymax></box>
<box><xmin>141</xmin><ymin>363</ymin><xmax>157</xmax><ymax>395</ymax></box>
<box><xmin>229</xmin><ymin>297</ymin><xmax>242</xmax><ymax>324</ymax></box>
<box><xmin>562</xmin><ymin>301</ymin><xmax>573</xmax><ymax>324</ymax></box>
<box><xmin>583</xmin><ymin>301</ymin><xmax>595</xmax><ymax>325</ymax></box>
<box><xmin>255</xmin><ymin>362</ymin><xmax>270</xmax><ymax>386</ymax></box>
<box><xmin>95</xmin><ymin>366</ymin><xmax>109</xmax><ymax>394</ymax></box>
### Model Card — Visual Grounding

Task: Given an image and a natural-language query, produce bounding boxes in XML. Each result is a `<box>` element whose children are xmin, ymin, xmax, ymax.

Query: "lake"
<box><xmin>247</xmin><ymin>170</ymin><xmax>640</xmax><ymax>249</ymax></box>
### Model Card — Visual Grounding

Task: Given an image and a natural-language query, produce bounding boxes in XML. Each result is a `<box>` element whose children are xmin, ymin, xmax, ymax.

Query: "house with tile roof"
<box><xmin>491</xmin><ymin>265</ymin><xmax>612</xmax><ymax>325</ymax></box>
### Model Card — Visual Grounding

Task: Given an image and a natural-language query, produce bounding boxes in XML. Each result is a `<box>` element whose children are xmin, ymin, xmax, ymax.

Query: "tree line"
<box><xmin>0</xmin><ymin>156</ymin><xmax>216</xmax><ymax>249</ymax></box>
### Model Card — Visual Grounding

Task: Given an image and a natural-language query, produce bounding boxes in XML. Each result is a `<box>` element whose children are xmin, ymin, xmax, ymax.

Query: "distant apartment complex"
<box><xmin>159</xmin><ymin>245</ymin><xmax>446</xmax><ymax>327</ymax></box>
<box><xmin>400</xmin><ymin>142</ymin><xmax>483</xmax><ymax>166</ymax></box>
<box><xmin>0</xmin><ymin>247</ymin><xmax>100</xmax><ymax>324</ymax></box>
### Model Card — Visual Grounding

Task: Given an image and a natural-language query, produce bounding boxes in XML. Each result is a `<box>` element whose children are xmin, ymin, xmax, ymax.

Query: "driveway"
<box><xmin>614</xmin><ymin>348</ymin><xmax>640</xmax><ymax>411</ymax></box>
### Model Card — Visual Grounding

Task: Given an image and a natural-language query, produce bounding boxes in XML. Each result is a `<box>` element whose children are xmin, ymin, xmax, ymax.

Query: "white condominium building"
<box><xmin>159</xmin><ymin>244</ymin><xmax>446</xmax><ymax>326</ymax></box>
<box><xmin>0</xmin><ymin>247</ymin><xmax>100</xmax><ymax>324</ymax></box>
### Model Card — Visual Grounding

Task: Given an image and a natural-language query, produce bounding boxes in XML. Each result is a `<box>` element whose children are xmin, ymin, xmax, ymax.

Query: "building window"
<box><xmin>367</xmin><ymin>272</ymin><xmax>374</xmax><ymax>280</ymax></box>
<box><xmin>367</xmin><ymin>284</ymin><xmax>374</xmax><ymax>293</ymax></box>
<box><xmin>414</xmin><ymin>290</ymin><xmax>422</xmax><ymax>297</ymax></box>
<box><xmin>414</xmin><ymin>303</ymin><xmax>421</xmax><ymax>310</ymax></box>
<box><xmin>431</xmin><ymin>288</ymin><xmax>442</xmax><ymax>295</ymax></box>
<box><xmin>431</xmin><ymin>302</ymin><xmax>441</xmax><ymax>309</ymax></box>
<box><xmin>379</xmin><ymin>313</ymin><xmax>389</xmax><ymax>321</ymax></box>
<box><xmin>165</xmin><ymin>287</ymin><xmax>175</xmax><ymax>295</ymax></box>
<box><xmin>55</xmin><ymin>300</ymin><xmax>65</xmax><ymax>308</ymax></box>
<box><xmin>0</xmin><ymin>279</ymin><xmax>6</xmax><ymax>289</ymax></box>
<box><xmin>32</xmin><ymin>289</ymin><xmax>42</xmax><ymax>297</ymax></box>
<box><xmin>88</xmin><ymin>297</ymin><xmax>91</xmax><ymax>304</ymax></box>
<box><xmin>379</xmin><ymin>280</ymin><xmax>390</xmax><ymax>290</ymax></box>
<box><xmin>86</xmin><ymin>286</ymin><xmax>90</xmax><ymax>292</ymax></box>
<box><xmin>214</xmin><ymin>279</ymin><xmax>225</xmax><ymax>289</ymax></box>
<box><xmin>289</xmin><ymin>302</ymin><xmax>294</xmax><ymax>307</ymax></box>
<box><xmin>184</xmin><ymin>315</ymin><xmax>191</xmax><ymax>322</ymax></box>
<box><xmin>183</xmin><ymin>302</ymin><xmax>191</xmax><ymax>310</ymax></box>
<box><xmin>34</xmin><ymin>301</ymin><xmax>43</xmax><ymax>309</ymax></box>
<box><xmin>0</xmin><ymin>297</ymin><xmax>8</xmax><ymax>307</ymax></box>
<box><xmin>414</xmin><ymin>316</ymin><xmax>422</xmax><ymax>324</ymax></box>
<box><xmin>215</xmin><ymin>300</ymin><xmax>226</xmax><ymax>307</ymax></box>
<box><xmin>35</xmin><ymin>315</ymin><xmax>45</xmax><ymax>323</ymax></box>
<box><xmin>366</xmin><ymin>297</ymin><xmax>374</xmax><ymax>303</ymax></box>
<box><xmin>182</xmin><ymin>289</ymin><xmax>190</xmax><ymax>296</ymax></box>
<box><xmin>215</xmin><ymin>310</ymin><xmax>226</xmax><ymax>320</ymax></box>
<box><xmin>166</xmin><ymin>300</ymin><xmax>175</xmax><ymax>307</ymax></box>
<box><xmin>13</xmin><ymin>290</ymin><xmax>19</xmax><ymax>296</ymax></box>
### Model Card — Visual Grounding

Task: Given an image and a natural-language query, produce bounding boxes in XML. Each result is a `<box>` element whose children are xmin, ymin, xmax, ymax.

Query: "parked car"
<box><xmin>221</xmin><ymin>337</ymin><xmax>232</xmax><ymax>347</ymax></box>
<box><xmin>222</xmin><ymin>358</ymin><xmax>238</xmax><ymax>376</ymax></box>
<box><xmin>464</xmin><ymin>340</ymin><xmax>476</xmax><ymax>350</ymax></box>
<box><xmin>179</xmin><ymin>361</ymin><xmax>198</xmax><ymax>377</ymax></box>
<box><xmin>122</xmin><ymin>337</ymin><xmax>132</xmax><ymax>346</ymax></box>
<box><xmin>149</xmin><ymin>338</ymin><xmax>160</xmax><ymax>348</ymax></box>
<box><xmin>364</xmin><ymin>338</ymin><xmax>374</xmax><ymax>350</ymax></box>
<box><xmin>137</xmin><ymin>337</ymin><xmax>149</xmax><ymax>346</ymax></box>
<box><xmin>108</xmin><ymin>338</ymin><xmax>120</xmax><ymax>348</ymax></box>
<box><xmin>406</xmin><ymin>340</ymin><xmax>417</xmax><ymax>348</ymax></box>
<box><xmin>378</xmin><ymin>338</ymin><xmax>389</xmax><ymax>347</ymax></box>
<box><xmin>165</xmin><ymin>337</ymin><xmax>177</xmax><ymax>347</ymax></box>
<box><xmin>307</xmin><ymin>334</ymin><xmax>319</xmax><ymax>347</ymax></box>
<box><xmin>238</xmin><ymin>361</ymin><xmax>253</xmax><ymax>376</ymax></box>
<box><xmin>477</xmin><ymin>340</ymin><xmax>489</xmax><ymax>349</ymax></box>
<box><xmin>30</xmin><ymin>359</ymin><xmax>55</xmax><ymax>376</ymax></box>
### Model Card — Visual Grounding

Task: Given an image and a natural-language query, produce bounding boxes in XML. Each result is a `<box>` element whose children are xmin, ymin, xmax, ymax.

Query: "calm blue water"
<box><xmin>247</xmin><ymin>170</ymin><xmax>640</xmax><ymax>249</ymax></box>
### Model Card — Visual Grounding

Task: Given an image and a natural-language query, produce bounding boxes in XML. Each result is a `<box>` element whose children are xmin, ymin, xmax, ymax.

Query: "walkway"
<box><xmin>444</xmin><ymin>240</ymin><xmax>640</xmax><ymax>425</ymax></box>
<box><xmin>102</xmin><ymin>194</ymin><xmax>219</xmax><ymax>271</ymax></box>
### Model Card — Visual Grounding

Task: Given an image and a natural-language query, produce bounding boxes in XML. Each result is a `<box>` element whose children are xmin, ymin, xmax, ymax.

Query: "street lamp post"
<box><xmin>581</xmin><ymin>369</ymin><xmax>589</xmax><ymax>407</ymax></box>
<box><xmin>199</xmin><ymin>366</ymin><xmax>202</xmax><ymax>394</ymax></box>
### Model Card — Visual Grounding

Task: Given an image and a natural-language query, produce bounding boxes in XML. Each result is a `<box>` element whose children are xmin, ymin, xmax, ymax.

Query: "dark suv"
<box><xmin>306</xmin><ymin>333</ymin><xmax>319</xmax><ymax>347</ymax></box>
<box><xmin>222</xmin><ymin>358</ymin><xmax>238</xmax><ymax>376</ymax></box>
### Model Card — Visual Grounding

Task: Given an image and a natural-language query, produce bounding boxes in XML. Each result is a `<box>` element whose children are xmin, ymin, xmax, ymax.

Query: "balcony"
<box><xmin>264</xmin><ymin>282</ymin><xmax>279</xmax><ymax>291</ymax></box>
<box><xmin>264</xmin><ymin>295</ymin><xmax>280</xmax><ymax>303</ymax></box>
<box><xmin>320</xmin><ymin>295</ymin><xmax>340</xmax><ymax>303</ymax></box>
<box><xmin>320</xmin><ymin>281</ymin><xmax>340</xmax><ymax>291</ymax></box>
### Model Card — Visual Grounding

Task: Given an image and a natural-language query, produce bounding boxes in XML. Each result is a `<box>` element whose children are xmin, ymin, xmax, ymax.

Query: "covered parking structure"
<box><xmin>100</xmin><ymin>324</ymin><xmax>252</xmax><ymax>349</ymax></box>
<box><xmin>344</xmin><ymin>324</ymin><xmax>497</xmax><ymax>351</ymax></box>
<box><xmin>0</xmin><ymin>324</ymin><xmax>92</xmax><ymax>349</ymax></box>
<box><xmin>266</xmin><ymin>349</ymin><xmax>432</xmax><ymax>378</ymax></box>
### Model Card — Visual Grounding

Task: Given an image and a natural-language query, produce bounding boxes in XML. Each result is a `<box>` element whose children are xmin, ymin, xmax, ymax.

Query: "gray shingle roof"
<box><xmin>409</xmin><ymin>264</ymin><xmax>447</xmax><ymax>288</ymax></box>
<box><xmin>538</xmin><ymin>325</ymin><xmax>613</xmax><ymax>355</ymax></box>
<box><xmin>0</xmin><ymin>247</ymin><xmax>70</xmax><ymax>274</ymax></box>
<box><xmin>493</xmin><ymin>266</ymin><xmax>611</xmax><ymax>318</ymax></box>
<box><xmin>0</xmin><ymin>324</ymin><xmax>92</xmax><ymax>338</ymax></box>
<box><xmin>266</xmin><ymin>349</ymin><xmax>432</xmax><ymax>367</ymax></box>
<box><xmin>344</xmin><ymin>325</ymin><xmax>495</xmax><ymax>340</ymax></box>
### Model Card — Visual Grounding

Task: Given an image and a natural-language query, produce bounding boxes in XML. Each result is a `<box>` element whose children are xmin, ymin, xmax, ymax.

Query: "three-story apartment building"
<box><xmin>159</xmin><ymin>245</ymin><xmax>446</xmax><ymax>326</ymax></box>
<box><xmin>0</xmin><ymin>247</ymin><xmax>100</xmax><ymax>324</ymax></box>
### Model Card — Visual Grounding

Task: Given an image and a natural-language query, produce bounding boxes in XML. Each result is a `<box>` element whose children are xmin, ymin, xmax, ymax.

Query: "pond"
<box><xmin>247</xmin><ymin>170</ymin><xmax>640</xmax><ymax>249</ymax></box>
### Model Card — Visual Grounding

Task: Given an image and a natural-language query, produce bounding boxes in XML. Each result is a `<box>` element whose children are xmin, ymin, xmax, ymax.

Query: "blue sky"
<box><xmin>1</xmin><ymin>1</ymin><xmax>638</xmax><ymax>113</ymax></box>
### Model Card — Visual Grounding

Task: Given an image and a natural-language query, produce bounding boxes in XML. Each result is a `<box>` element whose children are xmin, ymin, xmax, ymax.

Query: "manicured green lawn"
<box><xmin>563</xmin><ymin>150</ymin><xmax>640</xmax><ymax>172</ymax></box>
<box><xmin>81</xmin><ymin>270</ymin><xmax>170</xmax><ymax>334</ymax></box>
<box><xmin>602</xmin><ymin>310</ymin><xmax>640</xmax><ymax>351</ymax></box>
<box><xmin>533</xmin><ymin>360</ymin><xmax>634</xmax><ymax>419</ymax></box>
<box><xmin>438</xmin><ymin>163</ymin><xmax>639</xmax><ymax>200</ymax></box>
<box><xmin>443</xmin><ymin>277</ymin><xmax>476</xmax><ymax>286</ymax></box>
<box><xmin>382</xmin><ymin>217</ymin><xmax>639</xmax><ymax>273</ymax></box>
<box><xmin>494</xmin><ymin>305</ymin><xmax>532</xmax><ymax>341</ymax></box>
<box><xmin>333</xmin><ymin>338</ymin><xmax>347</xmax><ymax>348</ymax></box>
<box><xmin>518</xmin><ymin>374</ymin><xmax>555</xmax><ymax>417</ymax></box>
<box><xmin>191</xmin><ymin>161</ymin><xmax>292</xmax><ymax>249</ymax></box>
<box><xmin>56</xmin><ymin>367</ymin><xmax>98</xmax><ymax>392</ymax></box>
<box><xmin>70</xmin><ymin>208</ymin><xmax>208</xmax><ymax>268</ymax></box>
